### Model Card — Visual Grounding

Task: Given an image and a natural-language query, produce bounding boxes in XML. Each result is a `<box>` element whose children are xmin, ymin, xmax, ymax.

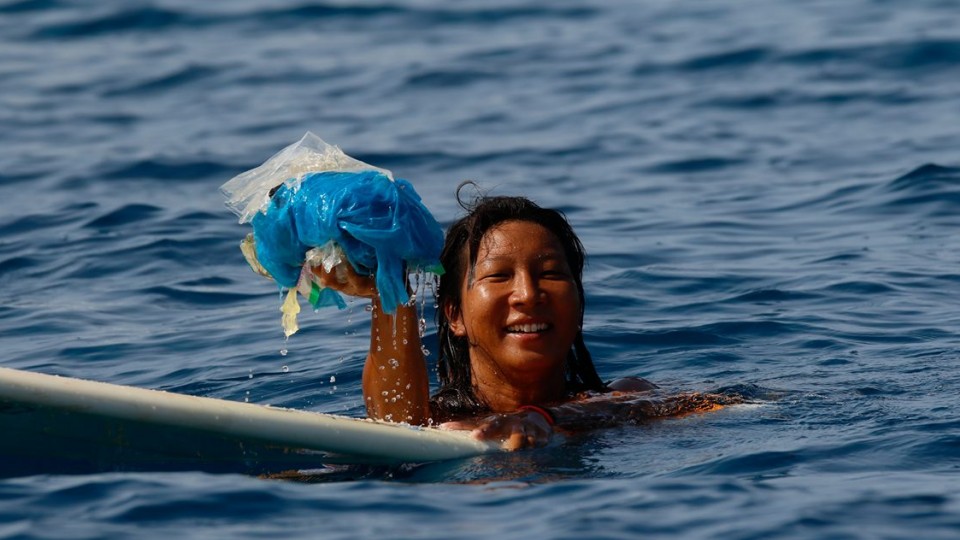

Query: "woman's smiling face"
<box><xmin>449</xmin><ymin>220</ymin><xmax>581</xmax><ymax>393</ymax></box>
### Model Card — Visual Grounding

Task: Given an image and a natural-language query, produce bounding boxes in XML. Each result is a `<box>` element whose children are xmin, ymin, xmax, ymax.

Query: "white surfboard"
<box><xmin>0</xmin><ymin>367</ymin><xmax>498</xmax><ymax>476</ymax></box>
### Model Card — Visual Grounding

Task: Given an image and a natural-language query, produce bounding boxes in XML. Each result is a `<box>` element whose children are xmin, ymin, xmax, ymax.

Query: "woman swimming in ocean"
<box><xmin>311</xmin><ymin>185</ymin><xmax>738</xmax><ymax>450</ymax></box>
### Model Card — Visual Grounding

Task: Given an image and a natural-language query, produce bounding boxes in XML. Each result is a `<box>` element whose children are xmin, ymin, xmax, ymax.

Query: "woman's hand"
<box><xmin>441</xmin><ymin>410</ymin><xmax>554</xmax><ymax>451</ymax></box>
<box><xmin>309</xmin><ymin>261</ymin><xmax>377</xmax><ymax>299</ymax></box>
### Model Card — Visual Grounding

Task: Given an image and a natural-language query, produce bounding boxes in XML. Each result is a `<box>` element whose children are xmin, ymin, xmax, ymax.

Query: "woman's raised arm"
<box><xmin>362</xmin><ymin>296</ymin><xmax>431</xmax><ymax>424</ymax></box>
<box><xmin>311</xmin><ymin>264</ymin><xmax>431</xmax><ymax>425</ymax></box>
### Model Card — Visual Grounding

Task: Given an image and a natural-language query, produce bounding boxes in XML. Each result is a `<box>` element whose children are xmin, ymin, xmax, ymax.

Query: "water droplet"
<box><xmin>388</xmin><ymin>358</ymin><xmax>400</xmax><ymax>369</ymax></box>
<box><xmin>282</xmin><ymin>365</ymin><xmax>289</xmax><ymax>373</ymax></box>
<box><xmin>330</xmin><ymin>376</ymin><xmax>336</xmax><ymax>383</ymax></box>
<box><xmin>280</xmin><ymin>348</ymin><xmax>288</xmax><ymax>356</ymax></box>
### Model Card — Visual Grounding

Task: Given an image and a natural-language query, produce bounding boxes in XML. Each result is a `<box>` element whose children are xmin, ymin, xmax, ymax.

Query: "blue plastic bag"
<box><xmin>221</xmin><ymin>133</ymin><xmax>444</xmax><ymax>316</ymax></box>
<box><xmin>250</xmin><ymin>169</ymin><xmax>444</xmax><ymax>313</ymax></box>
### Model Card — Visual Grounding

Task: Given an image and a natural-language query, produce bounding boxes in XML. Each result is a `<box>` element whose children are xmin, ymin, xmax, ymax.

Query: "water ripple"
<box><xmin>99</xmin><ymin>158</ymin><xmax>238</xmax><ymax>182</ymax></box>
<box><xmin>83</xmin><ymin>204</ymin><xmax>163</xmax><ymax>229</ymax></box>
<box><xmin>29</xmin><ymin>7</ymin><xmax>207</xmax><ymax>39</ymax></box>
<box><xmin>101</xmin><ymin>65</ymin><xmax>222</xmax><ymax>97</ymax></box>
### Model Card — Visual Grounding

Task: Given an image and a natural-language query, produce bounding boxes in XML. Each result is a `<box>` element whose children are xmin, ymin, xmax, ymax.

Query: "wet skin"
<box><xmin>448</xmin><ymin>220</ymin><xmax>582</xmax><ymax>411</ymax></box>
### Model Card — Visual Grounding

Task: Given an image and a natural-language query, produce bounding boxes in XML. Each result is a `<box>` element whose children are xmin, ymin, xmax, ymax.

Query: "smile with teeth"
<box><xmin>505</xmin><ymin>323</ymin><xmax>551</xmax><ymax>334</ymax></box>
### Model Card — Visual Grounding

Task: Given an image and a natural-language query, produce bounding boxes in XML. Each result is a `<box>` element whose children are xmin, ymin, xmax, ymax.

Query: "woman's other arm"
<box><xmin>547</xmin><ymin>390</ymin><xmax>741</xmax><ymax>431</ymax></box>
<box><xmin>442</xmin><ymin>389</ymin><xmax>742</xmax><ymax>450</ymax></box>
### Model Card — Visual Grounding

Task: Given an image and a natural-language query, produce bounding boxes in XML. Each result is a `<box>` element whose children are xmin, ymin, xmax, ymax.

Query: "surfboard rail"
<box><xmin>0</xmin><ymin>367</ymin><xmax>498</xmax><ymax>465</ymax></box>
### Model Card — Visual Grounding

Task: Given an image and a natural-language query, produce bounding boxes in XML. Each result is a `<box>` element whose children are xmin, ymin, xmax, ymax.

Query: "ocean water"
<box><xmin>1</xmin><ymin>0</ymin><xmax>959</xmax><ymax>537</ymax></box>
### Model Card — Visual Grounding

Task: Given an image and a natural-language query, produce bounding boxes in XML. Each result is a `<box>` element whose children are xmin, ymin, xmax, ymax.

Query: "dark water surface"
<box><xmin>2</xmin><ymin>1</ymin><xmax>959</xmax><ymax>538</ymax></box>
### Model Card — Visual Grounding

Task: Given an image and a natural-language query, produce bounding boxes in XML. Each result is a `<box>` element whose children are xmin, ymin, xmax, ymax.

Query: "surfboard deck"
<box><xmin>0</xmin><ymin>367</ymin><xmax>498</xmax><ymax>477</ymax></box>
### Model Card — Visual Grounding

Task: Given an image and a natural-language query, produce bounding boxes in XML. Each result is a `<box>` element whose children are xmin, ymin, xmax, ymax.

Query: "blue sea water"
<box><xmin>1</xmin><ymin>0</ymin><xmax>959</xmax><ymax>537</ymax></box>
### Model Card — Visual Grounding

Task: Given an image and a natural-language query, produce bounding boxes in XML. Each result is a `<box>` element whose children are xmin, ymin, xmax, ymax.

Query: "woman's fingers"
<box><xmin>505</xmin><ymin>431</ymin><xmax>526</xmax><ymax>451</ymax></box>
<box><xmin>444</xmin><ymin>413</ymin><xmax>552</xmax><ymax>451</ymax></box>
<box><xmin>438</xmin><ymin>420</ymin><xmax>475</xmax><ymax>431</ymax></box>
<box><xmin>310</xmin><ymin>262</ymin><xmax>377</xmax><ymax>298</ymax></box>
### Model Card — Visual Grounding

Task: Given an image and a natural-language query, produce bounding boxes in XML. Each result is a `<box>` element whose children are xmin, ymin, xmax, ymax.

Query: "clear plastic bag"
<box><xmin>220</xmin><ymin>132</ymin><xmax>391</xmax><ymax>224</ymax></box>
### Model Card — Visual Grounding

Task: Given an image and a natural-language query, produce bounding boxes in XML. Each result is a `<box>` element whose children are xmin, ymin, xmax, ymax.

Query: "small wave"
<box><xmin>643</xmin><ymin>157</ymin><xmax>746</xmax><ymax>174</ymax></box>
<box><xmin>782</xmin><ymin>38</ymin><xmax>960</xmax><ymax>72</ymax></box>
<box><xmin>90</xmin><ymin>237</ymin><xmax>236</xmax><ymax>270</ymax></box>
<box><xmin>811</xmin><ymin>252</ymin><xmax>866</xmax><ymax>264</ymax></box>
<box><xmin>83</xmin><ymin>204</ymin><xmax>162</xmax><ymax>229</ymax></box>
<box><xmin>604</xmin><ymin>269</ymin><xmax>745</xmax><ymax>295</ymax></box>
<box><xmin>699</xmin><ymin>320</ymin><xmax>799</xmax><ymax>339</ymax></box>
<box><xmin>254</xmin><ymin>4</ymin><xmax>599</xmax><ymax>25</ymax></box>
<box><xmin>100</xmin><ymin>65</ymin><xmax>221</xmax><ymax>97</ymax></box>
<box><xmin>725</xmin><ymin>289</ymin><xmax>820</xmax><ymax>304</ymax></box>
<box><xmin>404</xmin><ymin>69</ymin><xmax>501</xmax><ymax>88</ymax></box>
<box><xmin>823</xmin><ymin>280</ymin><xmax>897</xmax><ymax>295</ymax></box>
<box><xmin>0</xmin><ymin>171</ymin><xmax>45</xmax><ymax>186</ymax></box>
<box><xmin>0</xmin><ymin>0</ymin><xmax>59</xmax><ymax>14</ymax></box>
<box><xmin>29</xmin><ymin>7</ymin><xmax>209</xmax><ymax>39</ymax></box>
<box><xmin>18</xmin><ymin>3</ymin><xmax>599</xmax><ymax>42</ymax></box>
<box><xmin>887</xmin><ymin>163</ymin><xmax>960</xmax><ymax>191</ymax></box>
<box><xmin>260</xmin><ymin>3</ymin><xmax>407</xmax><ymax>20</ymax></box>
<box><xmin>99</xmin><ymin>158</ymin><xmax>239</xmax><ymax>182</ymax></box>
<box><xmin>595</xmin><ymin>328</ymin><xmax>734</xmax><ymax>347</ymax></box>
<box><xmin>699</xmin><ymin>88</ymin><xmax>924</xmax><ymax>110</ymax></box>
<box><xmin>679</xmin><ymin>46</ymin><xmax>772</xmax><ymax>71</ymax></box>
<box><xmin>637</xmin><ymin>38</ymin><xmax>960</xmax><ymax>81</ymax></box>
<box><xmin>141</xmin><ymin>286</ymin><xmax>259</xmax><ymax>307</ymax></box>
<box><xmin>683</xmin><ymin>448</ymin><xmax>803</xmax><ymax>475</ymax></box>
<box><xmin>0</xmin><ymin>211</ymin><xmax>80</xmax><ymax>236</ymax></box>
<box><xmin>0</xmin><ymin>256</ymin><xmax>41</xmax><ymax>277</ymax></box>
<box><xmin>57</xmin><ymin>342</ymin><xmax>142</xmax><ymax>362</ymax></box>
<box><xmin>762</xmin><ymin>163</ymin><xmax>960</xmax><ymax>221</ymax></box>
<box><xmin>876</xmin><ymin>163</ymin><xmax>960</xmax><ymax>216</ymax></box>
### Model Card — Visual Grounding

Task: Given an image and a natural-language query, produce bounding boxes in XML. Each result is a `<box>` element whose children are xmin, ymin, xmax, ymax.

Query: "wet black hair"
<box><xmin>430</xmin><ymin>183</ymin><xmax>606</xmax><ymax>420</ymax></box>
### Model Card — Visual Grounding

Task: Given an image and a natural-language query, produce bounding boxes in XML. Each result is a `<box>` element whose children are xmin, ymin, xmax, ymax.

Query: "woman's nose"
<box><xmin>511</xmin><ymin>273</ymin><xmax>543</xmax><ymax>305</ymax></box>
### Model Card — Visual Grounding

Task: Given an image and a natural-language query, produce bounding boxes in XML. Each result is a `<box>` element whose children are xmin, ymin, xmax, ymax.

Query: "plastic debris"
<box><xmin>221</xmin><ymin>133</ymin><xmax>445</xmax><ymax>335</ymax></box>
<box><xmin>280</xmin><ymin>287</ymin><xmax>300</xmax><ymax>338</ymax></box>
<box><xmin>221</xmin><ymin>132</ymin><xmax>392</xmax><ymax>224</ymax></box>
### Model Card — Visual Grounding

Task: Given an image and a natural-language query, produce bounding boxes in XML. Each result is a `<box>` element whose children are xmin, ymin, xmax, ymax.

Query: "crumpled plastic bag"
<box><xmin>220</xmin><ymin>133</ymin><xmax>445</xmax><ymax>329</ymax></box>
